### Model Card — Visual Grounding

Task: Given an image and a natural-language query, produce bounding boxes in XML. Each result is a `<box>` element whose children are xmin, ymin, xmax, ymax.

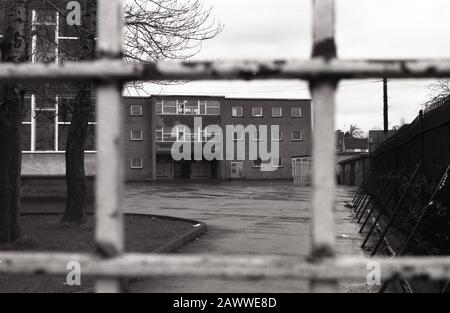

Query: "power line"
<box><xmin>141</xmin><ymin>79</ymin><xmax>385</xmax><ymax>96</ymax></box>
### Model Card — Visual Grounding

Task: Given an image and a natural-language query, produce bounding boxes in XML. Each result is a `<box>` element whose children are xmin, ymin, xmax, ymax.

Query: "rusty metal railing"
<box><xmin>1</xmin><ymin>0</ymin><xmax>450</xmax><ymax>293</ymax></box>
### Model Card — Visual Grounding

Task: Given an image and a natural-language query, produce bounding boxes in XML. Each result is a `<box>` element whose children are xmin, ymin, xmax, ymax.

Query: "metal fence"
<box><xmin>2</xmin><ymin>0</ymin><xmax>450</xmax><ymax>293</ymax></box>
<box><xmin>366</xmin><ymin>98</ymin><xmax>450</xmax><ymax>258</ymax></box>
<box><xmin>292</xmin><ymin>157</ymin><xmax>311</xmax><ymax>186</ymax></box>
<box><xmin>372</xmin><ymin>101</ymin><xmax>450</xmax><ymax>175</ymax></box>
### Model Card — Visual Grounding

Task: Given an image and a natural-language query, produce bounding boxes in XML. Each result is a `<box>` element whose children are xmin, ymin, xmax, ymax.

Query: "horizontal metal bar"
<box><xmin>2</xmin><ymin>59</ymin><xmax>450</xmax><ymax>82</ymax></box>
<box><xmin>1</xmin><ymin>252</ymin><xmax>450</xmax><ymax>281</ymax></box>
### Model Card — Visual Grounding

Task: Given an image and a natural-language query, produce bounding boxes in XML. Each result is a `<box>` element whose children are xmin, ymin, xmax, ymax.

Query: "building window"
<box><xmin>32</xmin><ymin>10</ymin><xmax>57</xmax><ymax>64</ymax></box>
<box><xmin>272</xmin><ymin>158</ymin><xmax>283</xmax><ymax>168</ymax></box>
<box><xmin>174</xmin><ymin>126</ymin><xmax>190</xmax><ymax>142</ymax></box>
<box><xmin>232</xmin><ymin>107</ymin><xmax>243</xmax><ymax>117</ymax></box>
<box><xmin>252</xmin><ymin>158</ymin><xmax>262</xmax><ymax>168</ymax></box>
<box><xmin>130</xmin><ymin>130</ymin><xmax>143</xmax><ymax>141</ymax></box>
<box><xmin>22</xmin><ymin>94</ymin><xmax>96</xmax><ymax>153</ymax></box>
<box><xmin>292</xmin><ymin>130</ymin><xmax>303</xmax><ymax>141</ymax></box>
<box><xmin>252</xmin><ymin>107</ymin><xmax>263</xmax><ymax>117</ymax></box>
<box><xmin>130</xmin><ymin>158</ymin><xmax>143</xmax><ymax>169</ymax></box>
<box><xmin>176</xmin><ymin>100</ymin><xmax>187</xmax><ymax>114</ymax></box>
<box><xmin>130</xmin><ymin>104</ymin><xmax>143</xmax><ymax>116</ymax></box>
<box><xmin>272</xmin><ymin>129</ymin><xmax>283</xmax><ymax>141</ymax></box>
<box><xmin>252</xmin><ymin>130</ymin><xmax>263</xmax><ymax>141</ymax></box>
<box><xmin>230</xmin><ymin>161</ymin><xmax>244</xmax><ymax>178</ymax></box>
<box><xmin>205</xmin><ymin>100</ymin><xmax>221</xmax><ymax>115</ymax></box>
<box><xmin>156</xmin><ymin>99</ymin><xmax>220</xmax><ymax>115</ymax></box>
<box><xmin>272</xmin><ymin>107</ymin><xmax>283</xmax><ymax>117</ymax></box>
<box><xmin>177</xmin><ymin>130</ymin><xmax>185</xmax><ymax>142</ymax></box>
<box><xmin>291</xmin><ymin>107</ymin><xmax>302</xmax><ymax>118</ymax></box>
<box><xmin>157</xmin><ymin>100</ymin><xmax>176</xmax><ymax>114</ymax></box>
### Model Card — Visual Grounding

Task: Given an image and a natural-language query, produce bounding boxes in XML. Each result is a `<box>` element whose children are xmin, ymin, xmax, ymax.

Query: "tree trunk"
<box><xmin>0</xmin><ymin>86</ymin><xmax>24</xmax><ymax>242</ymax></box>
<box><xmin>0</xmin><ymin>1</ymin><xmax>28</xmax><ymax>243</ymax></box>
<box><xmin>62</xmin><ymin>0</ymin><xmax>96</xmax><ymax>224</ymax></box>
<box><xmin>62</xmin><ymin>87</ymin><xmax>90</xmax><ymax>224</ymax></box>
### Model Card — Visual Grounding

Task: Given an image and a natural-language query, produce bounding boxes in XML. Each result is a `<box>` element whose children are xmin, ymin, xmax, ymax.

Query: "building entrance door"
<box><xmin>174</xmin><ymin>161</ymin><xmax>192</xmax><ymax>179</ymax></box>
<box><xmin>230</xmin><ymin>161</ymin><xmax>243</xmax><ymax>179</ymax></box>
<box><xmin>292</xmin><ymin>157</ymin><xmax>311</xmax><ymax>185</ymax></box>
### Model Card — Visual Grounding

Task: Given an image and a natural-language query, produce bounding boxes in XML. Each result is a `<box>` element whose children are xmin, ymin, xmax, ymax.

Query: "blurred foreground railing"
<box><xmin>1</xmin><ymin>0</ymin><xmax>450</xmax><ymax>293</ymax></box>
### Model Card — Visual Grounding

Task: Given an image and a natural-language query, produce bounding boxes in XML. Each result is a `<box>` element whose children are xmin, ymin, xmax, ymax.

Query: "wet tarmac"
<box><xmin>123</xmin><ymin>181</ymin><xmax>375</xmax><ymax>293</ymax></box>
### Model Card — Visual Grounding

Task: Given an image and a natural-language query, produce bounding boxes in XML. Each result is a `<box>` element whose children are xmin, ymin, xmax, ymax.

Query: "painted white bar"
<box><xmin>30</xmin><ymin>94</ymin><xmax>36</xmax><ymax>152</ymax></box>
<box><xmin>95</xmin><ymin>0</ymin><xmax>124</xmax><ymax>293</ymax></box>
<box><xmin>310</xmin><ymin>0</ymin><xmax>338</xmax><ymax>293</ymax></box>
<box><xmin>2</xmin><ymin>59</ymin><xmax>450</xmax><ymax>81</ymax></box>
<box><xmin>54</xmin><ymin>95</ymin><xmax>59</xmax><ymax>151</ymax></box>
<box><xmin>2</xmin><ymin>252</ymin><xmax>450</xmax><ymax>282</ymax></box>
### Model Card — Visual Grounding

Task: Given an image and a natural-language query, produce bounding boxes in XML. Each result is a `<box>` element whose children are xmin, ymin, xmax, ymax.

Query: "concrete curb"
<box><xmin>17</xmin><ymin>211</ymin><xmax>207</xmax><ymax>293</ymax></box>
<box><xmin>19</xmin><ymin>211</ymin><xmax>207</xmax><ymax>253</ymax></box>
<box><xmin>122</xmin><ymin>213</ymin><xmax>207</xmax><ymax>253</ymax></box>
<box><xmin>152</xmin><ymin>218</ymin><xmax>207</xmax><ymax>253</ymax></box>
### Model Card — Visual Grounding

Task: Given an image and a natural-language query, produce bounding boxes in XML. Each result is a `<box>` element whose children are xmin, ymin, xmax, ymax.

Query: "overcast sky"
<box><xmin>138</xmin><ymin>0</ymin><xmax>450</xmax><ymax>133</ymax></box>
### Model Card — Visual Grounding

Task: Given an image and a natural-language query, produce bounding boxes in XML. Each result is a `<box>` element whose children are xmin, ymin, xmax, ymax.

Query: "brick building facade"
<box><xmin>12</xmin><ymin>2</ymin><xmax>312</xmax><ymax>182</ymax></box>
<box><xmin>123</xmin><ymin>96</ymin><xmax>312</xmax><ymax>181</ymax></box>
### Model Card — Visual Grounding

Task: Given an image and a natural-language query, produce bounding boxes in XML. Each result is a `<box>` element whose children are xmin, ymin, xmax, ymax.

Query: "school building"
<box><xmin>21</xmin><ymin>95</ymin><xmax>312</xmax><ymax>181</ymax></box>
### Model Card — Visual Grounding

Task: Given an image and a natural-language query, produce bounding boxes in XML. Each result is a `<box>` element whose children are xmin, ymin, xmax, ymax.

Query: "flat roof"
<box><xmin>124</xmin><ymin>94</ymin><xmax>225</xmax><ymax>99</ymax></box>
<box><xmin>225</xmin><ymin>97</ymin><xmax>310</xmax><ymax>101</ymax></box>
<box><xmin>123</xmin><ymin>95</ymin><xmax>311</xmax><ymax>101</ymax></box>
<box><xmin>338</xmin><ymin>153</ymin><xmax>370</xmax><ymax>165</ymax></box>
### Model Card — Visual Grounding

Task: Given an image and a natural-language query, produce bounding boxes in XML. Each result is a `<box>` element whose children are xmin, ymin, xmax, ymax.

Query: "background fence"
<box><xmin>292</xmin><ymin>157</ymin><xmax>312</xmax><ymax>186</ymax></box>
<box><xmin>372</xmin><ymin>101</ymin><xmax>450</xmax><ymax>175</ymax></box>
<box><xmin>367</xmin><ymin>100</ymin><xmax>450</xmax><ymax>256</ymax></box>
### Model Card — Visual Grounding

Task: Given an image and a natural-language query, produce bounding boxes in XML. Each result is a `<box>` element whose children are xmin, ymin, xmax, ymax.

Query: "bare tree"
<box><xmin>124</xmin><ymin>0</ymin><xmax>222</xmax><ymax>62</ymax></box>
<box><xmin>0</xmin><ymin>0</ymin><xmax>29</xmax><ymax>243</ymax></box>
<box><xmin>345</xmin><ymin>124</ymin><xmax>363</xmax><ymax>138</ymax></box>
<box><xmin>0</xmin><ymin>0</ymin><xmax>222</xmax><ymax>228</ymax></box>
<box><xmin>62</xmin><ymin>0</ymin><xmax>96</xmax><ymax>223</ymax></box>
<box><xmin>63</xmin><ymin>0</ymin><xmax>221</xmax><ymax>223</ymax></box>
<box><xmin>423</xmin><ymin>80</ymin><xmax>450</xmax><ymax>112</ymax></box>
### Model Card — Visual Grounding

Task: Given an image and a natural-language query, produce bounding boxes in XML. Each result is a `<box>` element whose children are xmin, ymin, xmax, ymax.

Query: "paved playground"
<box><xmin>123</xmin><ymin>181</ymin><xmax>375</xmax><ymax>293</ymax></box>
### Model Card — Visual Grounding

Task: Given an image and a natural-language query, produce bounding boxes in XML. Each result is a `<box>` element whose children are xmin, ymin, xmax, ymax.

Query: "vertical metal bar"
<box><xmin>359</xmin><ymin>167</ymin><xmax>403</xmax><ymax>234</ymax></box>
<box><xmin>354</xmin><ymin>170</ymin><xmax>377</xmax><ymax>208</ymax></box>
<box><xmin>55</xmin><ymin>95</ymin><xmax>59</xmax><ymax>151</ymax></box>
<box><xmin>399</xmin><ymin>164</ymin><xmax>450</xmax><ymax>255</ymax></box>
<box><xmin>55</xmin><ymin>11</ymin><xmax>60</xmax><ymax>65</ymax></box>
<box><xmin>31</xmin><ymin>10</ymin><xmax>37</xmax><ymax>64</ymax></box>
<box><xmin>95</xmin><ymin>0</ymin><xmax>124</xmax><ymax>293</ymax></box>
<box><xmin>309</xmin><ymin>0</ymin><xmax>338</xmax><ymax>293</ymax></box>
<box><xmin>356</xmin><ymin>197</ymin><xmax>372</xmax><ymax>221</ymax></box>
<box><xmin>383</xmin><ymin>78</ymin><xmax>389</xmax><ymax>134</ymax></box>
<box><xmin>354</xmin><ymin>182</ymin><xmax>373</xmax><ymax>215</ymax></box>
<box><xmin>30</xmin><ymin>9</ymin><xmax>37</xmax><ymax>153</ymax></box>
<box><xmin>355</xmin><ymin>180</ymin><xmax>372</xmax><ymax>208</ymax></box>
<box><xmin>31</xmin><ymin>94</ymin><xmax>36</xmax><ymax>152</ymax></box>
<box><xmin>352</xmin><ymin>170</ymin><xmax>373</xmax><ymax>204</ymax></box>
<box><xmin>367</xmin><ymin>163</ymin><xmax>421</xmax><ymax>255</ymax></box>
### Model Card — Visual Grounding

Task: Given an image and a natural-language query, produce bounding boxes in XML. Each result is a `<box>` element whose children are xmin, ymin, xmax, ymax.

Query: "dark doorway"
<box><xmin>174</xmin><ymin>161</ymin><xmax>191</xmax><ymax>179</ymax></box>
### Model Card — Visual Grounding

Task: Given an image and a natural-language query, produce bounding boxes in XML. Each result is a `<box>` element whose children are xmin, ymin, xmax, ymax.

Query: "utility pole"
<box><xmin>383</xmin><ymin>78</ymin><xmax>389</xmax><ymax>134</ymax></box>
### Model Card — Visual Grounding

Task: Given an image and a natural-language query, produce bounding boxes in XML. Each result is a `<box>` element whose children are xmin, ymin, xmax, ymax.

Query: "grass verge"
<box><xmin>0</xmin><ymin>214</ymin><xmax>197</xmax><ymax>293</ymax></box>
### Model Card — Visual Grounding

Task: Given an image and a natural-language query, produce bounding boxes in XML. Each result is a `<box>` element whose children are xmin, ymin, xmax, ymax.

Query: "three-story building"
<box><xmin>123</xmin><ymin>95</ymin><xmax>312</xmax><ymax>181</ymax></box>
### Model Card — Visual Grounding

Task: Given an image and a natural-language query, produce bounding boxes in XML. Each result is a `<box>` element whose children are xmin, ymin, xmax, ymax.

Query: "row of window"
<box><xmin>156</xmin><ymin>128</ymin><xmax>221</xmax><ymax>143</ymax></box>
<box><xmin>32</xmin><ymin>9</ymin><xmax>81</xmax><ymax>65</ymax></box>
<box><xmin>130</xmin><ymin>104</ymin><xmax>304</xmax><ymax>118</ymax></box>
<box><xmin>232</xmin><ymin>107</ymin><xmax>302</xmax><ymax>118</ymax></box>
<box><xmin>22</xmin><ymin>95</ymin><xmax>96</xmax><ymax>152</ymax></box>
<box><xmin>129</xmin><ymin>158</ymin><xmax>284</xmax><ymax>170</ymax></box>
<box><xmin>151</xmin><ymin>128</ymin><xmax>304</xmax><ymax>142</ymax></box>
<box><xmin>155</xmin><ymin>100</ymin><xmax>221</xmax><ymax>116</ymax></box>
<box><xmin>232</xmin><ymin>130</ymin><xmax>303</xmax><ymax>142</ymax></box>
